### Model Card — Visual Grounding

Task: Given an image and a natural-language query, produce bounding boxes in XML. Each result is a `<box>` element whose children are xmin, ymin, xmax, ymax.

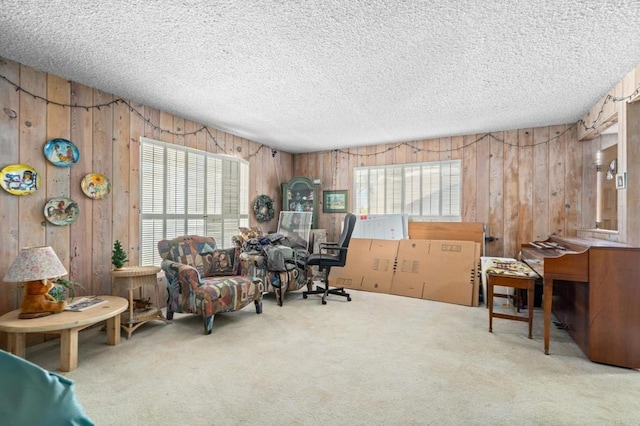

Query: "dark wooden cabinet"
<box><xmin>282</xmin><ymin>176</ymin><xmax>318</xmax><ymax>228</ymax></box>
<box><xmin>521</xmin><ymin>235</ymin><xmax>640</xmax><ymax>368</ymax></box>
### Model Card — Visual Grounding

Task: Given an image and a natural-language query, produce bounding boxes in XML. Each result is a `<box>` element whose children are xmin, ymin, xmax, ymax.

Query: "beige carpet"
<box><xmin>25</xmin><ymin>289</ymin><xmax>640</xmax><ymax>425</ymax></box>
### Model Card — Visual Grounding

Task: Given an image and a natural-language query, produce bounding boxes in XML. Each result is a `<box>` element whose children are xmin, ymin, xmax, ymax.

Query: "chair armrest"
<box><xmin>161</xmin><ymin>259</ymin><xmax>202</xmax><ymax>290</ymax></box>
<box><xmin>319</xmin><ymin>242</ymin><xmax>347</xmax><ymax>252</ymax></box>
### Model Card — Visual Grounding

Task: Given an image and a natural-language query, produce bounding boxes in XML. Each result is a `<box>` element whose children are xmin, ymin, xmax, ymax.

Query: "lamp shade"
<box><xmin>3</xmin><ymin>246</ymin><xmax>68</xmax><ymax>282</ymax></box>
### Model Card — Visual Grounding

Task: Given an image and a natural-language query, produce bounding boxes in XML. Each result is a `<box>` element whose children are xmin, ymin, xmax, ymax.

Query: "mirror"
<box><xmin>595</xmin><ymin>124</ymin><xmax>618</xmax><ymax>230</ymax></box>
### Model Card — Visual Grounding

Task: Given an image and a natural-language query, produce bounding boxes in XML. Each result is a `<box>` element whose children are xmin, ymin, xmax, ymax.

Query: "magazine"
<box><xmin>64</xmin><ymin>297</ymin><xmax>107</xmax><ymax>312</ymax></box>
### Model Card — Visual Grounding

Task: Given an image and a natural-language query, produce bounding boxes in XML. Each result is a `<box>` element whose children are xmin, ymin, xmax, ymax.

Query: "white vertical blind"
<box><xmin>353</xmin><ymin>160</ymin><xmax>461</xmax><ymax>221</ymax></box>
<box><xmin>140</xmin><ymin>138</ymin><xmax>249</xmax><ymax>266</ymax></box>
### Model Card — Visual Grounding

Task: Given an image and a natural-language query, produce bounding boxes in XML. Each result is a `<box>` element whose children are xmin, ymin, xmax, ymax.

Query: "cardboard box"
<box><xmin>422</xmin><ymin>240</ymin><xmax>478</xmax><ymax>306</ymax></box>
<box><xmin>390</xmin><ymin>239</ymin><xmax>430</xmax><ymax>298</ymax></box>
<box><xmin>360</xmin><ymin>239</ymin><xmax>399</xmax><ymax>294</ymax></box>
<box><xmin>327</xmin><ymin>238</ymin><xmax>372</xmax><ymax>289</ymax></box>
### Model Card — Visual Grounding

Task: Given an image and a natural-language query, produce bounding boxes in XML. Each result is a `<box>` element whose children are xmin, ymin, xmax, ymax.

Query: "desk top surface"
<box><xmin>0</xmin><ymin>295</ymin><xmax>128</xmax><ymax>333</ymax></box>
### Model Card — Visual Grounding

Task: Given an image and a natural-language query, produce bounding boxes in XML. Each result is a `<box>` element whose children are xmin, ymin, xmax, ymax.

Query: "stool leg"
<box><xmin>527</xmin><ymin>284</ymin><xmax>534</xmax><ymax>339</ymax></box>
<box><xmin>488</xmin><ymin>282</ymin><xmax>494</xmax><ymax>332</ymax></box>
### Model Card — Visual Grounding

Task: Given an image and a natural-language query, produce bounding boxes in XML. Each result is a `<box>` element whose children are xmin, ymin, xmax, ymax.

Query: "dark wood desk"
<box><xmin>521</xmin><ymin>235</ymin><xmax>640</xmax><ymax>368</ymax></box>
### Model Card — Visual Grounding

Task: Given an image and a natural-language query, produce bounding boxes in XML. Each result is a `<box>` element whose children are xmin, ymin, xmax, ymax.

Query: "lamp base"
<box><xmin>18</xmin><ymin>312</ymin><xmax>55</xmax><ymax>319</ymax></box>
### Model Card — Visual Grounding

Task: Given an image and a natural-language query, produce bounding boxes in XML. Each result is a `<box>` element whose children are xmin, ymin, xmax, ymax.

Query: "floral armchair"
<box><xmin>158</xmin><ymin>235</ymin><xmax>263</xmax><ymax>334</ymax></box>
<box><xmin>233</xmin><ymin>227</ymin><xmax>308</xmax><ymax>306</ymax></box>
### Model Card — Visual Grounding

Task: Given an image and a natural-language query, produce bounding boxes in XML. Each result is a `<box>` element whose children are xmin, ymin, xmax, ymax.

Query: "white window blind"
<box><xmin>353</xmin><ymin>160</ymin><xmax>461</xmax><ymax>221</ymax></box>
<box><xmin>140</xmin><ymin>138</ymin><xmax>249</xmax><ymax>266</ymax></box>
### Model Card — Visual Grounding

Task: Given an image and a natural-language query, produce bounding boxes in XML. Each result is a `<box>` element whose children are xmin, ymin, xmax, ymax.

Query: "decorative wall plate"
<box><xmin>44</xmin><ymin>138</ymin><xmax>80</xmax><ymax>167</ymax></box>
<box><xmin>81</xmin><ymin>173</ymin><xmax>111</xmax><ymax>199</ymax></box>
<box><xmin>44</xmin><ymin>197</ymin><xmax>79</xmax><ymax>226</ymax></box>
<box><xmin>0</xmin><ymin>164</ymin><xmax>41</xmax><ymax>195</ymax></box>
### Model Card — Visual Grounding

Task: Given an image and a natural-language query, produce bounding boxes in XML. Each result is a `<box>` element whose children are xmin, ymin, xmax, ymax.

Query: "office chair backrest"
<box><xmin>336</xmin><ymin>213</ymin><xmax>357</xmax><ymax>265</ymax></box>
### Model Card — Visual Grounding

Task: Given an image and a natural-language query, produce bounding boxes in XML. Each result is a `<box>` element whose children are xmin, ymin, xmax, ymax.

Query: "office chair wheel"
<box><xmin>347</xmin><ymin>296</ymin><xmax>351</xmax><ymax>301</ymax></box>
<box><xmin>303</xmin><ymin>293</ymin><xmax>308</xmax><ymax>299</ymax></box>
<box><xmin>322</xmin><ymin>298</ymin><xmax>327</xmax><ymax>305</ymax></box>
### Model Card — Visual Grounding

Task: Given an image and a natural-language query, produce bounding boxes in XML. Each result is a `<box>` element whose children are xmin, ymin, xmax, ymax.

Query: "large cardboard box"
<box><xmin>390</xmin><ymin>239</ymin><xmax>430</xmax><ymax>298</ymax></box>
<box><xmin>422</xmin><ymin>240</ymin><xmax>478</xmax><ymax>306</ymax></box>
<box><xmin>359</xmin><ymin>239</ymin><xmax>399</xmax><ymax>294</ymax></box>
<box><xmin>327</xmin><ymin>238</ymin><xmax>372</xmax><ymax>289</ymax></box>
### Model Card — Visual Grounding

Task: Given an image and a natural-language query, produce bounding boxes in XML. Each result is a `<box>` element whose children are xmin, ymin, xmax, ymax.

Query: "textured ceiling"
<box><xmin>0</xmin><ymin>1</ymin><xmax>639</xmax><ymax>153</ymax></box>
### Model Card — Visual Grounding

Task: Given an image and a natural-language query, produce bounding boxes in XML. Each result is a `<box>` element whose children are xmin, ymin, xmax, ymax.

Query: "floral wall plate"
<box><xmin>44</xmin><ymin>138</ymin><xmax>80</xmax><ymax>167</ymax></box>
<box><xmin>81</xmin><ymin>173</ymin><xmax>111</xmax><ymax>199</ymax></box>
<box><xmin>0</xmin><ymin>164</ymin><xmax>41</xmax><ymax>195</ymax></box>
<box><xmin>44</xmin><ymin>197</ymin><xmax>79</xmax><ymax>226</ymax></box>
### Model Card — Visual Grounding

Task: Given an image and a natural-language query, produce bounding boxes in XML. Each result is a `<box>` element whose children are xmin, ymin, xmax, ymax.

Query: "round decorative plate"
<box><xmin>81</xmin><ymin>173</ymin><xmax>111</xmax><ymax>199</ymax></box>
<box><xmin>0</xmin><ymin>163</ymin><xmax>41</xmax><ymax>195</ymax></box>
<box><xmin>44</xmin><ymin>138</ymin><xmax>80</xmax><ymax>167</ymax></box>
<box><xmin>44</xmin><ymin>197</ymin><xmax>79</xmax><ymax>226</ymax></box>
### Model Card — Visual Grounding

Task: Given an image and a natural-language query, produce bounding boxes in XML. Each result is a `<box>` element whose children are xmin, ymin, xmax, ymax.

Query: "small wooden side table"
<box><xmin>110</xmin><ymin>266</ymin><xmax>169</xmax><ymax>339</ymax></box>
<box><xmin>488</xmin><ymin>273</ymin><xmax>536</xmax><ymax>339</ymax></box>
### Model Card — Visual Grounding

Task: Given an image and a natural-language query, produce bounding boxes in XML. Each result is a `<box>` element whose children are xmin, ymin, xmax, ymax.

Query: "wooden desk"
<box><xmin>0</xmin><ymin>295</ymin><xmax>127</xmax><ymax>372</ymax></box>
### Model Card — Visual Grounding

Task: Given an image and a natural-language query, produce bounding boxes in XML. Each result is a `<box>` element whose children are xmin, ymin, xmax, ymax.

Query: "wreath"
<box><xmin>253</xmin><ymin>194</ymin><xmax>275</xmax><ymax>223</ymax></box>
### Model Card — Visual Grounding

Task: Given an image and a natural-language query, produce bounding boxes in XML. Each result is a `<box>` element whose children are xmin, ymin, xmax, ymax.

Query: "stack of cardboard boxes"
<box><xmin>329</xmin><ymin>237</ymin><xmax>481</xmax><ymax>307</ymax></box>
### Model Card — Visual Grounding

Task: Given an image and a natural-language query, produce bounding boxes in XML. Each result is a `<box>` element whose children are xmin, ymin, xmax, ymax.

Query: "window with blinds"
<box><xmin>353</xmin><ymin>160</ymin><xmax>461</xmax><ymax>221</ymax></box>
<box><xmin>140</xmin><ymin>138</ymin><xmax>249</xmax><ymax>266</ymax></box>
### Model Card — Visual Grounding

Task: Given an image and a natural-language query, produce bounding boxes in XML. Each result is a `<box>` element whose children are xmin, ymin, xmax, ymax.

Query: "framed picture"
<box><xmin>323</xmin><ymin>190</ymin><xmax>348</xmax><ymax>213</ymax></box>
<box><xmin>615</xmin><ymin>172</ymin><xmax>627</xmax><ymax>189</ymax></box>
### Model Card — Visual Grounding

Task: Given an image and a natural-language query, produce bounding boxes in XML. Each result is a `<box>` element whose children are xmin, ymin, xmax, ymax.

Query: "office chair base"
<box><xmin>303</xmin><ymin>284</ymin><xmax>351</xmax><ymax>304</ymax></box>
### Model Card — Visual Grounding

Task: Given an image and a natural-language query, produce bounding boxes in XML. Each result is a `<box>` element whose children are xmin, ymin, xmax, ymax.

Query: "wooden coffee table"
<box><xmin>0</xmin><ymin>295</ymin><xmax>128</xmax><ymax>372</ymax></box>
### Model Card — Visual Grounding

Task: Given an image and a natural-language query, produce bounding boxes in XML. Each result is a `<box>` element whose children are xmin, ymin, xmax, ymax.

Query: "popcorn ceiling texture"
<box><xmin>0</xmin><ymin>1</ymin><xmax>639</xmax><ymax>153</ymax></box>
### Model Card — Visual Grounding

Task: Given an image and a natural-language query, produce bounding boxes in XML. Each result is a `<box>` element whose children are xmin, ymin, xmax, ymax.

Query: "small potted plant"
<box><xmin>49</xmin><ymin>277</ymin><xmax>84</xmax><ymax>302</ymax></box>
<box><xmin>112</xmin><ymin>240</ymin><xmax>129</xmax><ymax>270</ymax></box>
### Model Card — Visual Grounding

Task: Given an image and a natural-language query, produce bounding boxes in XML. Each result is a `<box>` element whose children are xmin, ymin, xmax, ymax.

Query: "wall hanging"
<box><xmin>44</xmin><ymin>197</ymin><xmax>80</xmax><ymax>226</ymax></box>
<box><xmin>0</xmin><ymin>164</ymin><xmax>40</xmax><ymax>195</ymax></box>
<box><xmin>81</xmin><ymin>173</ymin><xmax>111</xmax><ymax>199</ymax></box>
<box><xmin>253</xmin><ymin>194</ymin><xmax>275</xmax><ymax>223</ymax></box>
<box><xmin>44</xmin><ymin>138</ymin><xmax>79</xmax><ymax>167</ymax></box>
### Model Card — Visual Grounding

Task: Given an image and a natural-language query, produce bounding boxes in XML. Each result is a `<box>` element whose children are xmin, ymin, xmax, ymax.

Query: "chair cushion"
<box><xmin>0</xmin><ymin>350</ymin><xmax>94</xmax><ymax>425</ymax></box>
<box><xmin>159</xmin><ymin>236</ymin><xmax>217</xmax><ymax>277</ymax></box>
<box><xmin>202</xmin><ymin>247</ymin><xmax>237</xmax><ymax>277</ymax></box>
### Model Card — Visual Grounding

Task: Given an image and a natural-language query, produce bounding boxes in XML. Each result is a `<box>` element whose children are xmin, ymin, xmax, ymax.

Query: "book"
<box><xmin>64</xmin><ymin>297</ymin><xmax>107</xmax><ymax>312</ymax></box>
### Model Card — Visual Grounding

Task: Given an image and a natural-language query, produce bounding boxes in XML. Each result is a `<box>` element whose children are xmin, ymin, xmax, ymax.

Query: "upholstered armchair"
<box><xmin>233</xmin><ymin>228</ymin><xmax>308</xmax><ymax>306</ymax></box>
<box><xmin>158</xmin><ymin>235</ymin><xmax>263</xmax><ymax>334</ymax></box>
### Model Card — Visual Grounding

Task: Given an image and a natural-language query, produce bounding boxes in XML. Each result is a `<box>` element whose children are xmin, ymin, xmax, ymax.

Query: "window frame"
<box><xmin>139</xmin><ymin>137</ymin><xmax>249</xmax><ymax>266</ymax></box>
<box><xmin>353</xmin><ymin>159</ymin><xmax>462</xmax><ymax>221</ymax></box>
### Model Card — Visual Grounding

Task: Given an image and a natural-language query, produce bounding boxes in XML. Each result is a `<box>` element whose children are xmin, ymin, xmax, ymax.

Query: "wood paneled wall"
<box><xmin>294</xmin><ymin>125</ymin><xmax>584</xmax><ymax>256</ymax></box>
<box><xmin>3</xmin><ymin>54</ymin><xmax>634</xmax><ymax>330</ymax></box>
<box><xmin>0</xmin><ymin>58</ymin><xmax>293</xmax><ymax>322</ymax></box>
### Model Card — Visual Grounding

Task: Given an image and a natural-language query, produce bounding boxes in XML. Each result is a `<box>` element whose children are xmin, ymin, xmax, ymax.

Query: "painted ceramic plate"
<box><xmin>0</xmin><ymin>164</ymin><xmax>41</xmax><ymax>195</ymax></box>
<box><xmin>44</xmin><ymin>138</ymin><xmax>80</xmax><ymax>167</ymax></box>
<box><xmin>81</xmin><ymin>173</ymin><xmax>111</xmax><ymax>199</ymax></box>
<box><xmin>44</xmin><ymin>197</ymin><xmax>79</xmax><ymax>226</ymax></box>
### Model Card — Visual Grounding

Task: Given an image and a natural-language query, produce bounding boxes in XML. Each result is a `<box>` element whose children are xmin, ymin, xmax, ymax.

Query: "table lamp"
<box><xmin>3</xmin><ymin>246</ymin><xmax>68</xmax><ymax>319</ymax></box>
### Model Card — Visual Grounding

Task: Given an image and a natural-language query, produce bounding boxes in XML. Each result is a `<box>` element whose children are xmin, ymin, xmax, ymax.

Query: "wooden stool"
<box><xmin>488</xmin><ymin>273</ymin><xmax>536</xmax><ymax>338</ymax></box>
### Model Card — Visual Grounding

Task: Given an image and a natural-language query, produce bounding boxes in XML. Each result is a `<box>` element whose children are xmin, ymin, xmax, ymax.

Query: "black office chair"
<box><xmin>303</xmin><ymin>213</ymin><xmax>357</xmax><ymax>304</ymax></box>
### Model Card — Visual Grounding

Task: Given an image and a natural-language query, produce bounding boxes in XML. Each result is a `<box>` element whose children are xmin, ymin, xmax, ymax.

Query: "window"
<box><xmin>140</xmin><ymin>138</ymin><xmax>249</xmax><ymax>266</ymax></box>
<box><xmin>353</xmin><ymin>160</ymin><xmax>461</xmax><ymax>221</ymax></box>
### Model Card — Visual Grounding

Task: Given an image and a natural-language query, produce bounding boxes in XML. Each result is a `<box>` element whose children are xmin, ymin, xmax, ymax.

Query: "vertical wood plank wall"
<box><xmin>294</xmin><ymin>124</ymin><xmax>584</xmax><ymax>255</ymax></box>
<box><xmin>0</xmin><ymin>58</ymin><xmax>293</xmax><ymax>326</ymax></box>
<box><xmin>2</xmin><ymin>56</ymin><xmax>632</xmax><ymax>329</ymax></box>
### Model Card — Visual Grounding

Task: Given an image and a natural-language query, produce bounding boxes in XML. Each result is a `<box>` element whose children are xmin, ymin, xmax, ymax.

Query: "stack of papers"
<box><xmin>64</xmin><ymin>297</ymin><xmax>106</xmax><ymax>312</ymax></box>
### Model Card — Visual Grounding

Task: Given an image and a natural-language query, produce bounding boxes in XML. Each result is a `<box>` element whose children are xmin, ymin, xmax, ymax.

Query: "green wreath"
<box><xmin>254</xmin><ymin>194</ymin><xmax>275</xmax><ymax>223</ymax></box>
